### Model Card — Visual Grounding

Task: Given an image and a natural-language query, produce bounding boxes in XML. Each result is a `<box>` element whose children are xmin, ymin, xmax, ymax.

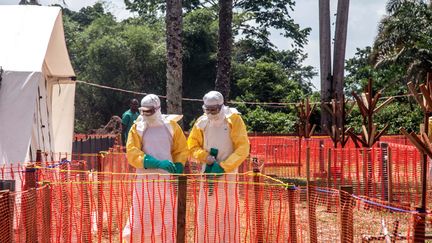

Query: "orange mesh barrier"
<box><xmin>3</xmin><ymin>161</ymin><xmax>432</xmax><ymax>242</ymax></box>
<box><xmin>40</xmin><ymin>167</ymin><xmax>291</xmax><ymax>243</ymax></box>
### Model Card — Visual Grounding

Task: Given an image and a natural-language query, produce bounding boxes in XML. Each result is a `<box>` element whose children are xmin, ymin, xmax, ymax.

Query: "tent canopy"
<box><xmin>0</xmin><ymin>5</ymin><xmax>76</xmax><ymax>163</ymax></box>
<box><xmin>0</xmin><ymin>5</ymin><xmax>75</xmax><ymax>77</ymax></box>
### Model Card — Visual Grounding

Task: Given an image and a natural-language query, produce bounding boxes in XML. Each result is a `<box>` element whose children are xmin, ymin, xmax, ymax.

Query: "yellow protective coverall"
<box><xmin>122</xmin><ymin>116</ymin><xmax>188</xmax><ymax>243</ymax></box>
<box><xmin>188</xmin><ymin>108</ymin><xmax>250</xmax><ymax>243</ymax></box>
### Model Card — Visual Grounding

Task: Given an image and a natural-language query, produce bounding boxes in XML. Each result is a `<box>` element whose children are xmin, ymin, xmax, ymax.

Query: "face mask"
<box><xmin>142</xmin><ymin>109</ymin><xmax>163</xmax><ymax>126</ymax></box>
<box><xmin>207</xmin><ymin>106</ymin><xmax>225</xmax><ymax>122</ymax></box>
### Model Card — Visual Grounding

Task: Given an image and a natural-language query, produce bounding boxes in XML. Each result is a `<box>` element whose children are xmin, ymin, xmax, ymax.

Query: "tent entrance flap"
<box><xmin>0</xmin><ymin>71</ymin><xmax>41</xmax><ymax>163</ymax></box>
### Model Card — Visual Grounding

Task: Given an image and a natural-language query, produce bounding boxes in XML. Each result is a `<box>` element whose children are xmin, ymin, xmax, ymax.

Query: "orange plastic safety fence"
<box><xmin>296</xmin><ymin>185</ymin><xmax>419</xmax><ymax>242</ymax></box>
<box><xmin>16</xmin><ymin>164</ymin><xmax>293</xmax><ymax>243</ymax></box>
<box><xmin>4</xmin><ymin>163</ymin><xmax>432</xmax><ymax>242</ymax></box>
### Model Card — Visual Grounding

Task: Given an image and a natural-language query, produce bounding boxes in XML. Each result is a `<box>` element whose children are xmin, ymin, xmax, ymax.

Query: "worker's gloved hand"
<box><xmin>204</xmin><ymin>164</ymin><xmax>213</xmax><ymax>173</ymax></box>
<box><xmin>158</xmin><ymin>160</ymin><xmax>177</xmax><ymax>173</ymax></box>
<box><xmin>174</xmin><ymin>162</ymin><xmax>184</xmax><ymax>174</ymax></box>
<box><xmin>206</xmin><ymin>147</ymin><xmax>218</xmax><ymax>165</ymax></box>
<box><xmin>205</xmin><ymin>148</ymin><xmax>219</xmax><ymax>196</ymax></box>
<box><xmin>206</xmin><ymin>155</ymin><xmax>216</xmax><ymax>165</ymax></box>
<box><xmin>210</xmin><ymin>162</ymin><xmax>225</xmax><ymax>175</ymax></box>
<box><xmin>143</xmin><ymin>154</ymin><xmax>176</xmax><ymax>173</ymax></box>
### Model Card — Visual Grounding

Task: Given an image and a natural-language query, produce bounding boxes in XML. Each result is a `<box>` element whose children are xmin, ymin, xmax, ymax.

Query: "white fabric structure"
<box><xmin>0</xmin><ymin>5</ymin><xmax>76</xmax><ymax>163</ymax></box>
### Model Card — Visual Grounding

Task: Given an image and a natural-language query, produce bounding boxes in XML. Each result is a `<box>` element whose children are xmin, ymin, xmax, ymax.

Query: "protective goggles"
<box><xmin>140</xmin><ymin>106</ymin><xmax>159</xmax><ymax>116</ymax></box>
<box><xmin>202</xmin><ymin>104</ymin><xmax>222</xmax><ymax>115</ymax></box>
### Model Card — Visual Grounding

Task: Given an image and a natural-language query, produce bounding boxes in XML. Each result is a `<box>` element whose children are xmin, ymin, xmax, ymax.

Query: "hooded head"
<box><xmin>140</xmin><ymin>94</ymin><xmax>163</xmax><ymax>126</ymax></box>
<box><xmin>202</xmin><ymin>91</ymin><xmax>225</xmax><ymax>121</ymax></box>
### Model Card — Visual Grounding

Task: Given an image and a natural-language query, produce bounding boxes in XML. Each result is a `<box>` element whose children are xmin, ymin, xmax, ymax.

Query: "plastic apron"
<box><xmin>197</xmin><ymin>119</ymin><xmax>240</xmax><ymax>243</ymax></box>
<box><xmin>123</xmin><ymin>125</ymin><xmax>177</xmax><ymax>243</ymax></box>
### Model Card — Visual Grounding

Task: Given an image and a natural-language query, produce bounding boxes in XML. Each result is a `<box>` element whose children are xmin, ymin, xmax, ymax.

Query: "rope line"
<box><xmin>37</xmin><ymin>177</ymin><xmax>290</xmax><ymax>187</ymax></box>
<box><xmin>77</xmin><ymin>79</ymin><xmax>418</xmax><ymax>107</ymax></box>
<box><xmin>351</xmin><ymin>194</ymin><xmax>417</xmax><ymax>214</ymax></box>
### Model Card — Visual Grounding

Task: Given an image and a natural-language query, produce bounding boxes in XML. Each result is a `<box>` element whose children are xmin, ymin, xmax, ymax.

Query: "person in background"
<box><xmin>121</xmin><ymin>99</ymin><xmax>140</xmax><ymax>146</ymax></box>
<box><xmin>188</xmin><ymin>90</ymin><xmax>250</xmax><ymax>243</ymax></box>
<box><xmin>122</xmin><ymin>94</ymin><xmax>188</xmax><ymax>243</ymax></box>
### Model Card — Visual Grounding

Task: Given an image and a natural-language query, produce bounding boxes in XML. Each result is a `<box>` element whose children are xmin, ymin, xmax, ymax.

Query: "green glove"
<box><xmin>143</xmin><ymin>154</ymin><xmax>176</xmax><ymax>173</ymax></box>
<box><xmin>206</xmin><ymin>163</ymin><xmax>225</xmax><ymax>196</ymax></box>
<box><xmin>204</xmin><ymin>147</ymin><xmax>218</xmax><ymax>173</ymax></box>
<box><xmin>206</xmin><ymin>148</ymin><xmax>218</xmax><ymax>195</ymax></box>
<box><xmin>204</xmin><ymin>164</ymin><xmax>213</xmax><ymax>173</ymax></box>
<box><xmin>174</xmin><ymin>162</ymin><xmax>184</xmax><ymax>174</ymax></box>
<box><xmin>210</xmin><ymin>148</ymin><xmax>218</xmax><ymax>157</ymax></box>
<box><xmin>211</xmin><ymin>162</ymin><xmax>225</xmax><ymax>175</ymax></box>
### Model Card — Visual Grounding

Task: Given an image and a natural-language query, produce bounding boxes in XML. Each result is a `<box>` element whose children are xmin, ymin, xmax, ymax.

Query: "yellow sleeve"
<box><xmin>220</xmin><ymin>114</ymin><xmax>250</xmax><ymax>172</ymax></box>
<box><xmin>187</xmin><ymin>122</ymin><xmax>209</xmax><ymax>163</ymax></box>
<box><xmin>126</xmin><ymin>124</ymin><xmax>145</xmax><ymax>168</ymax></box>
<box><xmin>171</xmin><ymin>121</ymin><xmax>189</xmax><ymax>165</ymax></box>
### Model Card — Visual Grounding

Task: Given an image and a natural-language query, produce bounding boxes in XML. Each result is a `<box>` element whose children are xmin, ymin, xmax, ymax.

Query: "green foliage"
<box><xmin>233</xmin><ymin>0</ymin><xmax>311</xmax><ymax>48</ymax></box>
<box><xmin>182</xmin><ymin>9</ymin><xmax>219</xmax><ymax>125</ymax></box>
<box><xmin>64</xmin><ymin>3</ymin><xmax>315</xmax><ymax>133</ymax></box>
<box><xmin>345</xmin><ymin>47</ymin><xmax>407</xmax><ymax>96</ymax></box>
<box><xmin>230</xmin><ymin>54</ymin><xmax>315</xmax><ymax>133</ymax></box>
<box><xmin>346</xmin><ymin>101</ymin><xmax>422</xmax><ymax>134</ymax></box>
<box><xmin>65</xmin><ymin>6</ymin><xmax>167</xmax><ymax>132</ymax></box>
<box><xmin>124</xmin><ymin>0</ymin><xmax>310</xmax><ymax>48</ymax></box>
<box><xmin>240</xmin><ymin>106</ymin><xmax>297</xmax><ymax>133</ymax></box>
<box><xmin>234</xmin><ymin>59</ymin><xmax>306</xmax><ymax>103</ymax></box>
<box><xmin>372</xmin><ymin>0</ymin><xmax>432</xmax><ymax>82</ymax></box>
<box><xmin>63</xmin><ymin>3</ymin><xmax>113</xmax><ymax>29</ymax></box>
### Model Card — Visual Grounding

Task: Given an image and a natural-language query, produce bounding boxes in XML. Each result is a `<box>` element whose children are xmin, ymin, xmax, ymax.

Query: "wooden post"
<box><xmin>0</xmin><ymin>190</ymin><xmax>12</xmax><ymax>243</ymax></box>
<box><xmin>413</xmin><ymin>156</ymin><xmax>426</xmax><ymax>242</ymax></box>
<box><xmin>308</xmin><ymin>181</ymin><xmax>318</xmax><ymax>243</ymax></box>
<box><xmin>25</xmin><ymin>188</ymin><xmax>37</xmax><ymax>243</ymax></box>
<box><xmin>80</xmin><ymin>161</ymin><xmax>91</xmax><ymax>243</ymax></box>
<box><xmin>306</xmin><ymin>147</ymin><xmax>311</xmax><ymax>183</ymax></box>
<box><xmin>60</xmin><ymin>161</ymin><xmax>70</xmax><ymax>243</ymax></box>
<box><xmin>327</xmin><ymin>148</ymin><xmax>332</xmax><ymax>212</ymax></box>
<box><xmin>319</xmin><ymin>140</ymin><xmax>325</xmax><ymax>173</ymax></box>
<box><xmin>288</xmin><ymin>186</ymin><xmax>297</xmax><ymax>243</ymax></box>
<box><xmin>176</xmin><ymin>175</ymin><xmax>187</xmax><ymax>243</ymax></box>
<box><xmin>387</xmin><ymin>148</ymin><xmax>393</xmax><ymax>203</ymax></box>
<box><xmin>298</xmin><ymin>138</ymin><xmax>302</xmax><ymax>176</ymax></box>
<box><xmin>253</xmin><ymin>157</ymin><xmax>264</xmax><ymax>243</ymax></box>
<box><xmin>362</xmin><ymin>148</ymin><xmax>369</xmax><ymax>197</ymax></box>
<box><xmin>415</xmin><ymin>114</ymin><xmax>430</xmax><ymax>242</ymax></box>
<box><xmin>24</xmin><ymin>163</ymin><xmax>37</xmax><ymax>243</ymax></box>
<box><xmin>41</xmin><ymin>183</ymin><xmax>51</xmax><ymax>243</ymax></box>
<box><xmin>380</xmin><ymin>143</ymin><xmax>389</xmax><ymax>201</ymax></box>
<box><xmin>97</xmin><ymin>153</ymin><xmax>104</xmax><ymax>242</ymax></box>
<box><xmin>340</xmin><ymin>185</ymin><xmax>354</xmax><ymax>243</ymax></box>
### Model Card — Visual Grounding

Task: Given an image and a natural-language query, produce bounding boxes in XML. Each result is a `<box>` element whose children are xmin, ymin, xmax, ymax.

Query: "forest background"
<box><xmin>56</xmin><ymin>0</ymin><xmax>432</xmax><ymax>134</ymax></box>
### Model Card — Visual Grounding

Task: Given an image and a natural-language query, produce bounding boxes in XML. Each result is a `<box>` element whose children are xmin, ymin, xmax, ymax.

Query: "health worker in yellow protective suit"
<box><xmin>188</xmin><ymin>91</ymin><xmax>250</xmax><ymax>243</ymax></box>
<box><xmin>122</xmin><ymin>94</ymin><xmax>188</xmax><ymax>243</ymax></box>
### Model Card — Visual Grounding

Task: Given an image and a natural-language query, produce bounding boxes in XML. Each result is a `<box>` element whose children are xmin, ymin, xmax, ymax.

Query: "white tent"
<box><xmin>0</xmin><ymin>5</ymin><xmax>76</xmax><ymax>163</ymax></box>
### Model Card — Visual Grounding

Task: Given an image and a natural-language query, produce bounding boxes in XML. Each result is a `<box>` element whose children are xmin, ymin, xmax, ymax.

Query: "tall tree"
<box><xmin>332</xmin><ymin>0</ymin><xmax>350</xmax><ymax>129</ymax></box>
<box><xmin>166</xmin><ymin>0</ymin><xmax>184</xmax><ymax>116</ymax></box>
<box><xmin>319</xmin><ymin>0</ymin><xmax>332</xmax><ymax>129</ymax></box>
<box><xmin>19</xmin><ymin>0</ymin><xmax>66</xmax><ymax>4</ymax></box>
<box><xmin>371</xmin><ymin>0</ymin><xmax>432</xmax><ymax>83</ymax></box>
<box><xmin>215</xmin><ymin>0</ymin><xmax>233</xmax><ymax>99</ymax></box>
<box><xmin>19</xmin><ymin>0</ymin><xmax>39</xmax><ymax>4</ymax></box>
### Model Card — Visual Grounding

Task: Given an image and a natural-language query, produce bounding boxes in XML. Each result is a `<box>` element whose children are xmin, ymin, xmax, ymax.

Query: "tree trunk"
<box><xmin>332</xmin><ymin>0</ymin><xmax>350</xmax><ymax>129</ymax></box>
<box><xmin>19</xmin><ymin>0</ymin><xmax>39</xmax><ymax>4</ymax></box>
<box><xmin>319</xmin><ymin>0</ymin><xmax>332</xmax><ymax>130</ymax></box>
<box><xmin>215</xmin><ymin>0</ymin><xmax>233</xmax><ymax>101</ymax></box>
<box><xmin>166</xmin><ymin>0</ymin><xmax>183</xmax><ymax>120</ymax></box>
